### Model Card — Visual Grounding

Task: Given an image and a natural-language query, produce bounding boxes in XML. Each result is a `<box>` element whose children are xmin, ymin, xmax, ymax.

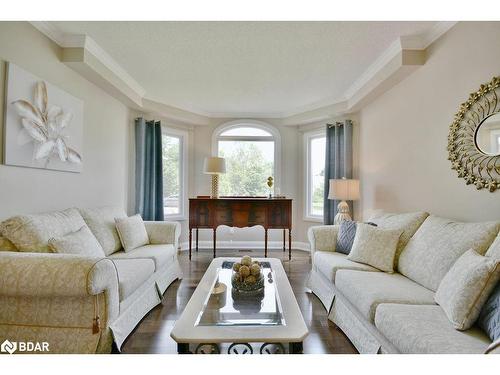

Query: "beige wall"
<box><xmin>0</xmin><ymin>22</ymin><xmax>131</xmax><ymax>219</ymax></box>
<box><xmin>358</xmin><ymin>22</ymin><xmax>500</xmax><ymax>222</ymax></box>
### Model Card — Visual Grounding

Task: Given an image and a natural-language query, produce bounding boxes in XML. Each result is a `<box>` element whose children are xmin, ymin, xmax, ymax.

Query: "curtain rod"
<box><xmin>327</xmin><ymin>121</ymin><xmax>344</xmax><ymax>128</ymax></box>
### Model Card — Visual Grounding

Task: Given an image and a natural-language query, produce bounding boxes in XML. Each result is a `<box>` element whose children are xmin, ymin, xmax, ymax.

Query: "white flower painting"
<box><xmin>4</xmin><ymin>63</ymin><xmax>83</xmax><ymax>173</ymax></box>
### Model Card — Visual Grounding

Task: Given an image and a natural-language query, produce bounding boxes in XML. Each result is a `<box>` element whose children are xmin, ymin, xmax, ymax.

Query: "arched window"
<box><xmin>212</xmin><ymin>120</ymin><xmax>281</xmax><ymax>197</ymax></box>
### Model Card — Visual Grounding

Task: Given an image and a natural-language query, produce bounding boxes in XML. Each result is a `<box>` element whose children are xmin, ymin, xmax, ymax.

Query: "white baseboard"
<box><xmin>179</xmin><ymin>240</ymin><xmax>310</xmax><ymax>252</ymax></box>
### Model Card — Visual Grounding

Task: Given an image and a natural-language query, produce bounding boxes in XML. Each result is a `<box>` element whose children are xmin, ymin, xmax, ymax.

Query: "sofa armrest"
<box><xmin>307</xmin><ymin>225</ymin><xmax>340</xmax><ymax>259</ymax></box>
<box><xmin>0</xmin><ymin>252</ymin><xmax>118</xmax><ymax>299</ymax></box>
<box><xmin>144</xmin><ymin>221</ymin><xmax>181</xmax><ymax>249</ymax></box>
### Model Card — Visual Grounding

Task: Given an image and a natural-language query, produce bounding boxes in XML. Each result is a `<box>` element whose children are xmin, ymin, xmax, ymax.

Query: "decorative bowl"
<box><xmin>231</xmin><ymin>272</ymin><xmax>265</xmax><ymax>293</ymax></box>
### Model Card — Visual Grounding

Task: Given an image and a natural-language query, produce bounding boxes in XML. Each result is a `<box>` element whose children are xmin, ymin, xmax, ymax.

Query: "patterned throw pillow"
<box><xmin>48</xmin><ymin>225</ymin><xmax>105</xmax><ymax>257</ymax></box>
<box><xmin>347</xmin><ymin>223</ymin><xmax>402</xmax><ymax>273</ymax></box>
<box><xmin>115</xmin><ymin>214</ymin><xmax>150</xmax><ymax>252</ymax></box>
<box><xmin>478</xmin><ymin>282</ymin><xmax>500</xmax><ymax>342</ymax></box>
<box><xmin>336</xmin><ymin>220</ymin><xmax>377</xmax><ymax>255</ymax></box>
<box><xmin>435</xmin><ymin>249</ymin><xmax>500</xmax><ymax>330</ymax></box>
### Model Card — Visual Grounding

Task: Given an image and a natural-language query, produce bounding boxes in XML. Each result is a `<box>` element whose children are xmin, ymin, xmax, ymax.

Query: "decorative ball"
<box><xmin>232</xmin><ymin>273</ymin><xmax>241</xmax><ymax>283</ymax></box>
<box><xmin>241</xmin><ymin>256</ymin><xmax>252</xmax><ymax>266</ymax></box>
<box><xmin>252</xmin><ymin>260</ymin><xmax>260</xmax><ymax>266</ymax></box>
<box><xmin>232</xmin><ymin>262</ymin><xmax>241</xmax><ymax>272</ymax></box>
<box><xmin>239</xmin><ymin>265</ymin><xmax>250</xmax><ymax>277</ymax></box>
<box><xmin>245</xmin><ymin>275</ymin><xmax>256</xmax><ymax>284</ymax></box>
<box><xmin>250</xmin><ymin>264</ymin><xmax>261</xmax><ymax>276</ymax></box>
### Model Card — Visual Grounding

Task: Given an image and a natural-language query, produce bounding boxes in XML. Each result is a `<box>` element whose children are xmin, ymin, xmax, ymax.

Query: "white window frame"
<box><xmin>212</xmin><ymin>120</ymin><xmax>282</xmax><ymax>195</ymax></box>
<box><xmin>162</xmin><ymin>126</ymin><xmax>188</xmax><ymax>221</ymax></box>
<box><xmin>304</xmin><ymin>128</ymin><xmax>326</xmax><ymax>222</ymax></box>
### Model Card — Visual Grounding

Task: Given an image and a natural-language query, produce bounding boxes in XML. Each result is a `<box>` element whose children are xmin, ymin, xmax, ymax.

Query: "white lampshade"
<box><xmin>203</xmin><ymin>157</ymin><xmax>226</xmax><ymax>174</ymax></box>
<box><xmin>328</xmin><ymin>178</ymin><xmax>360</xmax><ymax>201</ymax></box>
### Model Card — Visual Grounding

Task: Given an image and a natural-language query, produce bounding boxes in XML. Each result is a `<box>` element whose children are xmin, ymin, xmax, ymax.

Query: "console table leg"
<box><xmin>264</xmin><ymin>229</ymin><xmax>268</xmax><ymax>258</ymax></box>
<box><xmin>289</xmin><ymin>342</ymin><xmax>303</xmax><ymax>354</ymax></box>
<box><xmin>283</xmin><ymin>229</ymin><xmax>286</xmax><ymax>252</ymax></box>
<box><xmin>189</xmin><ymin>229</ymin><xmax>192</xmax><ymax>261</ymax></box>
<box><xmin>178</xmin><ymin>343</ymin><xmax>190</xmax><ymax>354</ymax></box>
<box><xmin>288</xmin><ymin>229</ymin><xmax>292</xmax><ymax>260</ymax></box>
<box><xmin>213</xmin><ymin>228</ymin><xmax>217</xmax><ymax>258</ymax></box>
<box><xmin>195</xmin><ymin>228</ymin><xmax>199</xmax><ymax>252</ymax></box>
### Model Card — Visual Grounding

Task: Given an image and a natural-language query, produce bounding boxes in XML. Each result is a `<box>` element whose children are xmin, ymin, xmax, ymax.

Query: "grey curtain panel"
<box><xmin>323</xmin><ymin>119</ymin><xmax>353</xmax><ymax>225</ymax></box>
<box><xmin>135</xmin><ymin>118</ymin><xmax>164</xmax><ymax>221</ymax></box>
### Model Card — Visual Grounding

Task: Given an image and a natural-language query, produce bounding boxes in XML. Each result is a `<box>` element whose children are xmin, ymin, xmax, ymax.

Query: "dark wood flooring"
<box><xmin>121</xmin><ymin>249</ymin><xmax>357</xmax><ymax>354</ymax></box>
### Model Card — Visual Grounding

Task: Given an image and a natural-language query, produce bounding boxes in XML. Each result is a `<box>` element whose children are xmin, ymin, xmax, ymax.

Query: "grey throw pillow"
<box><xmin>478</xmin><ymin>282</ymin><xmax>500</xmax><ymax>341</ymax></box>
<box><xmin>336</xmin><ymin>220</ymin><xmax>377</xmax><ymax>255</ymax></box>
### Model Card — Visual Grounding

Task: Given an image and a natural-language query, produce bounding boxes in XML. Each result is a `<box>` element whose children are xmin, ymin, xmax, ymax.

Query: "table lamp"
<box><xmin>203</xmin><ymin>157</ymin><xmax>226</xmax><ymax>198</ymax></box>
<box><xmin>328</xmin><ymin>178</ymin><xmax>360</xmax><ymax>224</ymax></box>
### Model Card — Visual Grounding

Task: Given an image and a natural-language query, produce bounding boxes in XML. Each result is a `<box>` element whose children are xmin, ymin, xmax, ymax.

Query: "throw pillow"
<box><xmin>48</xmin><ymin>225</ymin><xmax>105</xmax><ymax>257</ymax></box>
<box><xmin>347</xmin><ymin>223</ymin><xmax>402</xmax><ymax>273</ymax></box>
<box><xmin>435</xmin><ymin>249</ymin><xmax>500</xmax><ymax>331</ymax></box>
<box><xmin>115</xmin><ymin>214</ymin><xmax>149</xmax><ymax>252</ymax></box>
<box><xmin>477</xmin><ymin>282</ymin><xmax>500</xmax><ymax>342</ymax></box>
<box><xmin>336</xmin><ymin>220</ymin><xmax>377</xmax><ymax>255</ymax></box>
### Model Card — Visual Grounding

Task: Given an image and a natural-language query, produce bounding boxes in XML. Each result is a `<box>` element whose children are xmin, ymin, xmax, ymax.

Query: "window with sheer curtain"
<box><xmin>162</xmin><ymin>127</ymin><xmax>187</xmax><ymax>219</ymax></box>
<box><xmin>304</xmin><ymin>129</ymin><xmax>326</xmax><ymax>221</ymax></box>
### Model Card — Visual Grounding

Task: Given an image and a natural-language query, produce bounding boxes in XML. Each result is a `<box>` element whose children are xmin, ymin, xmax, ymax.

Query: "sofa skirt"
<box><xmin>328</xmin><ymin>292</ymin><xmax>400</xmax><ymax>354</ymax></box>
<box><xmin>110</xmin><ymin>277</ymin><xmax>161</xmax><ymax>350</ymax></box>
<box><xmin>156</xmin><ymin>257</ymin><xmax>183</xmax><ymax>295</ymax></box>
<box><xmin>306</xmin><ymin>269</ymin><xmax>335</xmax><ymax>311</ymax></box>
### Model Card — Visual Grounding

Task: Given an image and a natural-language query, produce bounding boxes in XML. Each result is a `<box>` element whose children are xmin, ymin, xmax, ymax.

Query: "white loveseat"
<box><xmin>0</xmin><ymin>206</ymin><xmax>182</xmax><ymax>353</ymax></box>
<box><xmin>307</xmin><ymin>212</ymin><xmax>500</xmax><ymax>354</ymax></box>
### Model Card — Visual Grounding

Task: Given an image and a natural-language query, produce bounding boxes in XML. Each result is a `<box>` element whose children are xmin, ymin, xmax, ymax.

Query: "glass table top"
<box><xmin>195</xmin><ymin>261</ymin><xmax>285</xmax><ymax>327</ymax></box>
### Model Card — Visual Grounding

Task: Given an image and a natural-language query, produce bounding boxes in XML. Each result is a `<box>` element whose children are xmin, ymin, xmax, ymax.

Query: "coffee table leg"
<box><xmin>178</xmin><ymin>343</ymin><xmax>190</xmax><ymax>354</ymax></box>
<box><xmin>289</xmin><ymin>342</ymin><xmax>303</xmax><ymax>354</ymax></box>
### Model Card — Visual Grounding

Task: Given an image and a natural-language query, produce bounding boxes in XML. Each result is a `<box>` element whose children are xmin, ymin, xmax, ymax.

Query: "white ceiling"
<box><xmin>52</xmin><ymin>21</ymin><xmax>438</xmax><ymax>117</ymax></box>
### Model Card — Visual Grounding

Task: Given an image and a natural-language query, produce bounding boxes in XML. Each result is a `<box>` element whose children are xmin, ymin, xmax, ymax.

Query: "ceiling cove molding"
<box><xmin>30</xmin><ymin>21</ymin><xmax>456</xmax><ymax>126</ymax></box>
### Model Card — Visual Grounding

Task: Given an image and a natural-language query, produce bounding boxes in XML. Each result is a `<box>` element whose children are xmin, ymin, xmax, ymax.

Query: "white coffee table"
<box><xmin>171</xmin><ymin>257</ymin><xmax>308</xmax><ymax>354</ymax></box>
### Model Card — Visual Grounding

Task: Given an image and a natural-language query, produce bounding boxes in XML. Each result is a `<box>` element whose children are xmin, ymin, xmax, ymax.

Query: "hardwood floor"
<box><xmin>121</xmin><ymin>249</ymin><xmax>357</xmax><ymax>354</ymax></box>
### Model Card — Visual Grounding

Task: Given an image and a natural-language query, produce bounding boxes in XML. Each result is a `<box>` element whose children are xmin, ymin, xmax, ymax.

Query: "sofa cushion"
<box><xmin>375</xmin><ymin>304</ymin><xmax>491</xmax><ymax>354</ymax></box>
<box><xmin>0</xmin><ymin>236</ymin><xmax>17</xmax><ymax>251</ymax></box>
<box><xmin>79</xmin><ymin>207</ymin><xmax>127</xmax><ymax>256</ymax></box>
<box><xmin>335</xmin><ymin>270</ymin><xmax>435</xmax><ymax>322</ymax></box>
<box><xmin>368</xmin><ymin>211</ymin><xmax>429</xmax><ymax>268</ymax></box>
<box><xmin>108</xmin><ymin>244</ymin><xmax>175</xmax><ymax>271</ymax></box>
<box><xmin>435</xmin><ymin>249</ymin><xmax>500</xmax><ymax>330</ymax></box>
<box><xmin>478</xmin><ymin>282</ymin><xmax>500</xmax><ymax>342</ymax></box>
<box><xmin>336</xmin><ymin>221</ymin><xmax>377</xmax><ymax>255</ymax></box>
<box><xmin>314</xmin><ymin>251</ymin><xmax>379</xmax><ymax>283</ymax></box>
<box><xmin>48</xmin><ymin>225</ymin><xmax>105</xmax><ymax>257</ymax></box>
<box><xmin>309</xmin><ymin>225</ymin><xmax>339</xmax><ymax>252</ymax></box>
<box><xmin>347</xmin><ymin>224</ymin><xmax>402</xmax><ymax>273</ymax></box>
<box><xmin>336</xmin><ymin>220</ymin><xmax>357</xmax><ymax>255</ymax></box>
<box><xmin>0</xmin><ymin>208</ymin><xmax>86</xmax><ymax>252</ymax></box>
<box><xmin>115</xmin><ymin>214</ymin><xmax>149</xmax><ymax>252</ymax></box>
<box><xmin>486</xmin><ymin>233</ymin><xmax>500</xmax><ymax>258</ymax></box>
<box><xmin>111</xmin><ymin>258</ymin><xmax>155</xmax><ymax>301</ymax></box>
<box><xmin>398</xmin><ymin>215</ymin><xmax>499</xmax><ymax>291</ymax></box>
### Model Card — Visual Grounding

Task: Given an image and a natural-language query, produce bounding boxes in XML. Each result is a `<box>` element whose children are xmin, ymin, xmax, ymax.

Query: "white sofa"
<box><xmin>306</xmin><ymin>212</ymin><xmax>500</xmax><ymax>354</ymax></box>
<box><xmin>0</xmin><ymin>206</ymin><xmax>182</xmax><ymax>353</ymax></box>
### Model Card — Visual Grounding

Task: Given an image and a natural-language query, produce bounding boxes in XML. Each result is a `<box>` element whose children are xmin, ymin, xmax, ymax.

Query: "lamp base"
<box><xmin>211</xmin><ymin>174</ymin><xmax>219</xmax><ymax>199</ymax></box>
<box><xmin>333</xmin><ymin>200</ymin><xmax>352</xmax><ymax>224</ymax></box>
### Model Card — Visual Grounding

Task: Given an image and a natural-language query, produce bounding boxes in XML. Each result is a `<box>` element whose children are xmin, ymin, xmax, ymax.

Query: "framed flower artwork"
<box><xmin>3</xmin><ymin>62</ymin><xmax>84</xmax><ymax>173</ymax></box>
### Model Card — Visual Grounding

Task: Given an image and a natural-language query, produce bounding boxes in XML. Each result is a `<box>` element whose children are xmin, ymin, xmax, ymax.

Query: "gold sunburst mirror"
<box><xmin>448</xmin><ymin>76</ymin><xmax>500</xmax><ymax>192</ymax></box>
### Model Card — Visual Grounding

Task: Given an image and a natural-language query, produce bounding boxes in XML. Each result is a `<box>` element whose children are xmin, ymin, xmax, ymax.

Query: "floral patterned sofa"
<box><xmin>0</xmin><ymin>206</ymin><xmax>182</xmax><ymax>353</ymax></box>
<box><xmin>307</xmin><ymin>212</ymin><xmax>500</xmax><ymax>354</ymax></box>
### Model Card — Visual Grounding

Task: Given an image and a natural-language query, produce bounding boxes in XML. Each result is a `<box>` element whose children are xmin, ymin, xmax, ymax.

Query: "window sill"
<box><xmin>303</xmin><ymin>216</ymin><xmax>324</xmax><ymax>223</ymax></box>
<box><xmin>164</xmin><ymin>215</ymin><xmax>187</xmax><ymax>222</ymax></box>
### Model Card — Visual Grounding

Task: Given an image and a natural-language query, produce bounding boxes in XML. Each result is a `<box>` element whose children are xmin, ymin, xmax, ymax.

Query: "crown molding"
<box><xmin>30</xmin><ymin>21</ymin><xmax>457</xmax><ymax>126</ymax></box>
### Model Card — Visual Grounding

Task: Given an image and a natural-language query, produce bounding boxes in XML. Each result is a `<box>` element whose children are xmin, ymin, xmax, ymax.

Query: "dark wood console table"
<box><xmin>188</xmin><ymin>197</ymin><xmax>292</xmax><ymax>260</ymax></box>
